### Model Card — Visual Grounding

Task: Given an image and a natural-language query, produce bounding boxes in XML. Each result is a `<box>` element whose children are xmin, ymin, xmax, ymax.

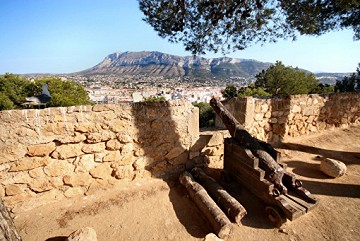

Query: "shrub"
<box><xmin>193</xmin><ymin>102</ymin><xmax>215</xmax><ymax>128</ymax></box>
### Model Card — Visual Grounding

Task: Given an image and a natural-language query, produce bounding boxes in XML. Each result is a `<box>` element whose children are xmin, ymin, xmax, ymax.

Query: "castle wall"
<box><xmin>0</xmin><ymin>100</ymin><xmax>201</xmax><ymax>213</ymax></box>
<box><xmin>216</xmin><ymin>92</ymin><xmax>360</xmax><ymax>144</ymax></box>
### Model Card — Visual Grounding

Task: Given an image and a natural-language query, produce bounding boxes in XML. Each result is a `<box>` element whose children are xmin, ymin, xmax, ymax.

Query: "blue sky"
<box><xmin>0</xmin><ymin>0</ymin><xmax>359</xmax><ymax>74</ymax></box>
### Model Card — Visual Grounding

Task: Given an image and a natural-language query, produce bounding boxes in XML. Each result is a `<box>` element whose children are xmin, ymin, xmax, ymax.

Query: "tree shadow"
<box><xmin>299</xmin><ymin>180</ymin><xmax>360</xmax><ymax>198</ymax></box>
<box><xmin>130</xmin><ymin>101</ymin><xmax>209</xmax><ymax>238</ymax></box>
<box><xmin>279</xmin><ymin>142</ymin><xmax>360</xmax><ymax>166</ymax></box>
<box><xmin>284</xmin><ymin>160</ymin><xmax>329</xmax><ymax>179</ymax></box>
<box><xmin>267</xmin><ymin>96</ymin><xmax>291</xmax><ymax>144</ymax></box>
<box><xmin>45</xmin><ymin>237</ymin><xmax>67</xmax><ymax>241</ymax></box>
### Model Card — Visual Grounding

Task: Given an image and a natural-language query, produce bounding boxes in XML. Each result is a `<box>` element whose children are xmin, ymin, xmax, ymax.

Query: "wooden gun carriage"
<box><xmin>210</xmin><ymin>98</ymin><xmax>318</xmax><ymax>227</ymax></box>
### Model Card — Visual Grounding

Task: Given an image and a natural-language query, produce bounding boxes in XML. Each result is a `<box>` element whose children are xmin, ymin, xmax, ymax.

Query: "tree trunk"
<box><xmin>191</xmin><ymin>167</ymin><xmax>247</xmax><ymax>224</ymax></box>
<box><xmin>0</xmin><ymin>198</ymin><xmax>22</xmax><ymax>241</ymax></box>
<box><xmin>179</xmin><ymin>172</ymin><xmax>232</xmax><ymax>239</ymax></box>
<box><xmin>210</xmin><ymin>98</ymin><xmax>287</xmax><ymax>194</ymax></box>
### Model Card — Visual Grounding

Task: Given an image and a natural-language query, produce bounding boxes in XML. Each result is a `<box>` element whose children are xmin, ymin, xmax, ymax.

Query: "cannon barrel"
<box><xmin>210</xmin><ymin>98</ymin><xmax>287</xmax><ymax>194</ymax></box>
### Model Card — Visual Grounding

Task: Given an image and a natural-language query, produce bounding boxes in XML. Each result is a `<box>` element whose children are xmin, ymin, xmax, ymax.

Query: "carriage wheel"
<box><xmin>265</xmin><ymin>206</ymin><xmax>287</xmax><ymax>228</ymax></box>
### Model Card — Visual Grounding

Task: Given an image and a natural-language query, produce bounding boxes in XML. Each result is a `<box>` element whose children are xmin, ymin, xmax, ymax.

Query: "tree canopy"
<box><xmin>221</xmin><ymin>84</ymin><xmax>238</xmax><ymax>99</ymax></box>
<box><xmin>139</xmin><ymin>0</ymin><xmax>359</xmax><ymax>54</ymax></box>
<box><xmin>0</xmin><ymin>74</ymin><xmax>91</xmax><ymax>110</ymax></box>
<box><xmin>335</xmin><ymin>63</ymin><xmax>360</xmax><ymax>92</ymax></box>
<box><xmin>255</xmin><ymin>61</ymin><xmax>319</xmax><ymax>96</ymax></box>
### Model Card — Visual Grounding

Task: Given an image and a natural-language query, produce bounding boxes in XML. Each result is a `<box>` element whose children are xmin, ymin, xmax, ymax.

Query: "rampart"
<box><xmin>216</xmin><ymin>92</ymin><xmax>360</xmax><ymax>144</ymax></box>
<box><xmin>1</xmin><ymin>92</ymin><xmax>359</xmax><ymax>213</ymax></box>
<box><xmin>0</xmin><ymin>100</ymin><xmax>212</xmax><ymax>213</ymax></box>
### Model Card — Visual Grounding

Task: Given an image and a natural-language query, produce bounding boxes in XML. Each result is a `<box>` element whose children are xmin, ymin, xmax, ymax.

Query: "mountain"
<box><xmin>77</xmin><ymin>51</ymin><xmax>272</xmax><ymax>80</ymax></box>
<box><xmin>315</xmin><ymin>72</ymin><xmax>351</xmax><ymax>85</ymax></box>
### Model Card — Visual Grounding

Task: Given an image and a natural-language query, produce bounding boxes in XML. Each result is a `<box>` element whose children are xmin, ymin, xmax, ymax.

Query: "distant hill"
<box><xmin>77</xmin><ymin>51</ymin><xmax>272</xmax><ymax>81</ymax></box>
<box><xmin>315</xmin><ymin>72</ymin><xmax>351</xmax><ymax>85</ymax></box>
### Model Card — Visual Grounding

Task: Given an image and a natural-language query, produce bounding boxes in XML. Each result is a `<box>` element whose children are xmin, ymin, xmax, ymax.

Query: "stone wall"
<box><xmin>216</xmin><ymin>92</ymin><xmax>360</xmax><ymax>144</ymax></box>
<box><xmin>0</xmin><ymin>100</ymin><xmax>204</xmax><ymax>213</ymax></box>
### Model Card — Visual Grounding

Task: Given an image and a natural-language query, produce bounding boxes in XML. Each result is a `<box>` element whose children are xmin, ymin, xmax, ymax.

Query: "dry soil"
<box><xmin>14</xmin><ymin>125</ymin><xmax>360</xmax><ymax>241</ymax></box>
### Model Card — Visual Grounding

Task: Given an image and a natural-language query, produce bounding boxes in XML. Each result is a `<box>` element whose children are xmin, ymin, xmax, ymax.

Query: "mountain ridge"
<box><xmin>77</xmin><ymin>51</ymin><xmax>273</xmax><ymax>80</ymax></box>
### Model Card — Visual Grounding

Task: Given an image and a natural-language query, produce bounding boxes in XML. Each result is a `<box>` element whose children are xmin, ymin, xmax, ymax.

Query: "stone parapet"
<box><xmin>215</xmin><ymin>92</ymin><xmax>360</xmax><ymax>144</ymax></box>
<box><xmin>0</xmin><ymin>100</ymin><xmax>200</xmax><ymax>213</ymax></box>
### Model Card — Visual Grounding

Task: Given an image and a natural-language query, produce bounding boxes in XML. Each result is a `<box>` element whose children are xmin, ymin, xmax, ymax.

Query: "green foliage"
<box><xmin>0</xmin><ymin>73</ymin><xmax>33</xmax><ymax>108</ymax></box>
<box><xmin>143</xmin><ymin>96</ymin><xmax>167</xmax><ymax>102</ymax></box>
<box><xmin>0</xmin><ymin>92</ymin><xmax>15</xmax><ymax>110</ymax></box>
<box><xmin>255</xmin><ymin>61</ymin><xmax>319</xmax><ymax>97</ymax></box>
<box><xmin>238</xmin><ymin>85</ymin><xmax>271</xmax><ymax>97</ymax></box>
<box><xmin>0</xmin><ymin>73</ymin><xmax>91</xmax><ymax>110</ymax></box>
<box><xmin>335</xmin><ymin>64</ymin><xmax>360</xmax><ymax>92</ymax></box>
<box><xmin>139</xmin><ymin>0</ymin><xmax>359</xmax><ymax>55</ymax></box>
<box><xmin>192</xmin><ymin>102</ymin><xmax>215</xmax><ymax>128</ymax></box>
<box><xmin>221</xmin><ymin>85</ymin><xmax>238</xmax><ymax>99</ymax></box>
<box><xmin>34</xmin><ymin>77</ymin><xmax>91</xmax><ymax>107</ymax></box>
<box><xmin>311</xmin><ymin>83</ymin><xmax>335</xmax><ymax>94</ymax></box>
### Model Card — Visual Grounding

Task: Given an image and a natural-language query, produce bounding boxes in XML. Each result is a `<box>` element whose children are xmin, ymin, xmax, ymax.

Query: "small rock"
<box><xmin>320</xmin><ymin>158</ymin><xmax>347</xmax><ymax>178</ymax></box>
<box><xmin>67</xmin><ymin>227</ymin><xmax>97</xmax><ymax>241</ymax></box>
<box><xmin>204</xmin><ymin>233</ymin><xmax>223</xmax><ymax>241</ymax></box>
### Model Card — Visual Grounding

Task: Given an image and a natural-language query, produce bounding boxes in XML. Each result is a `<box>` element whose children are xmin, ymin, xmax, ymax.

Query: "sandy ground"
<box><xmin>14</xmin><ymin>125</ymin><xmax>360</xmax><ymax>241</ymax></box>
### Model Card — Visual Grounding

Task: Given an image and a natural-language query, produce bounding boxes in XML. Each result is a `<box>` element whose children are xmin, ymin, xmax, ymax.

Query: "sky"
<box><xmin>0</xmin><ymin>0</ymin><xmax>359</xmax><ymax>74</ymax></box>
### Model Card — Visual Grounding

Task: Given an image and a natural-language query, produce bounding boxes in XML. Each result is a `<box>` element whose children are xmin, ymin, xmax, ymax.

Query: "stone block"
<box><xmin>29</xmin><ymin>178</ymin><xmax>54</xmax><ymax>193</ymax></box>
<box><xmin>75</xmin><ymin>154</ymin><xmax>96</xmax><ymax>173</ymax></box>
<box><xmin>74</xmin><ymin>122</ymin><xmax>99</xmax><ymax>133</ymax></box>
<box><xmin>106</xmin><ymin>139</ymin><xmax>121</xmax><ymax>150</ymax></box>
<box><xmin>254</xmin><ymin>113</ymin><xmax>264</xmax><ymax>121</ymax></box>
<box><xmin>5</xmin><ymin>184</ymin><xmax>23</xmax><ymax>196</ymax></box>
<box><xmin>63</xmin><ymin>173</ymin><xmax>93</xmax><ymax>187</ymax></box>
<box><xmin>27</xmin><ymin>142</ymin><xmax>56</xmax><ymax>157</ymax></box>
<box><xmin>207</xmin><ymin>132</ymin><xmax>224</xmax><ymax>147</ymax></box>
<box><xmin>292</xmin><ymin>104</ymin><xmax>301</xmax><ymax>113</ymax></box>
<box><xmin>132</xmin><ymin>158</ymin><xmax>147</xmax><ymax>171</ymax></box>
<box><xmin>0</xmin><ymin>186</ymin><xmax>4</xmax><ymax>197</ymax></box>
<box><xmin>121</xmin><ymin>143</ymin><xmax>134</xmax><ymax>154</ymax></box>
<box><xmin>89</xmin><ymin>163</ymin><xmax>113</xmax><ymax>179</ymax></box>
<box><xmin>52</xmin><ymin>143</ymin><xmax>84</xmax><ymax>160</ymax></box>
<box><xmin>320</xmin><ymin>158</ymin><xmax>347</xmax><ymax>178</ymax></box>
<box><xmin>67</xmin><ymin>227</ymin><xmax>98</xmax><ymax>241</ymax></box>
<box><xmin>64</xmin><ymin>187</ymin><xmax>84</xmax><ymax>198</ymax></box>
<box><xmin>204</xmin><ymin>233</ymin><xmax>223</xmax><ymax>241</ymax></box>
<box><xmin>10</xmin><ymin>157</ymin><xmax>50</xmax><ymax>172</ymax></box>
<box><xmin>113</xmin><ymin>165</ymin><xmax>134</xmax><ymax>179</ymax></box>
<box><xmin>86</xmin><ymin>131</ymin><xmax>116</xmax><ymax>143</ymax></box>
<box><xmin>56</xmin><ymin>133</ymin><xmax>86</xmax><ymax>144</ymax></box>
<box><xmin>0</xmin><ymin>143</ymin><xmax>27</xmax><ymax>164</ymax></box>
<box><xmin>117</xmin><ymin>132</ymin><xmax>133</xmax><ymax>143</ymax></box>
<box><xmin>44</xmin><ymin>159</ymin><xmax>74</xmax><ymax>177</ymax></box>
<box><xmin>110</xmin><ymin>119</ymin><xmax>129</xmax><ymax>133</ymax></box>
<box><xmin>82</xmin><ymin>143</ymin><xmax>106</xmax><ymax>154</ymax></box>
<box><xmin>103</xmin><ymin>151</ymin><xmax>121</xmax><ymax>162</ymax></box>
<box><xmin>111</xmin><ymin>154</ymin><xmax>134</xmax><ymax>167</ymax></box>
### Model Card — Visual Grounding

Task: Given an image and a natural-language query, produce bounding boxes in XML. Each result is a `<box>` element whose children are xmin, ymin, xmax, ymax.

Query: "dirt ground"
<box><xmin>14</xmin><ymin>125</ymin><xmax>360</xmax><ymax>241</ymax></box>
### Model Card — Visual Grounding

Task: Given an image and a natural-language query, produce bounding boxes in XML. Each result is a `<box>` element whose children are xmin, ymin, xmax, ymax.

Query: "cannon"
<box><xmin>210</xmin><ymin>98</ymin><xmax>318</xmax><ymax>227</ymax></box>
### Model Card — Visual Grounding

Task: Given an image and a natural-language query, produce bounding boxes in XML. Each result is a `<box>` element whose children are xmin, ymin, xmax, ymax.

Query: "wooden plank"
<box><xmin>224</xmin><ymin>156</ymin><xmax>265</xmax><ymax>181</ymax></box>
<box><xmin>225</xmin><ymin>138</ymin><xmax>259</xmax><ymax>168</ymax></box>
<box><xmin>275</xmin><ymin>196</ymin><xmax>304</xmax><ymax>221</ymax></box>
<box><xmin>286</xmin><ymin>191</ymin><xmax>319</xmax><ymax>212</ymax></box>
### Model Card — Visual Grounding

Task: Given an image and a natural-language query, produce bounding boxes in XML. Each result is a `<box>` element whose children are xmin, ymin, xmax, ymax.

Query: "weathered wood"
<box><xmin>0</xmin><ymin>198</ymin><xmax>22</xmax><ymax>241</ymax></box>
<box><xmin>179</xmin><ymin>172</ymin><xmax>233</xmax><ymax>239</ymax></box>
<box><xmin>210</xmin><ymin>98</ymin><xmax>287</xmax><ymax>194</ymax></box>
<box><xmin>191</xmin><ymin>167</ymin><xmax>247</xmax><ymax>224</ymax></box>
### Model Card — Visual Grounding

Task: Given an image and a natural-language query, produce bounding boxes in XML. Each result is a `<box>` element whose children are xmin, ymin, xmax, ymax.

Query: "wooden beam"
<box><xmin>179</xmin><ymin>172</ymin><xmax>233</xmax><ymax>239</ymax></box>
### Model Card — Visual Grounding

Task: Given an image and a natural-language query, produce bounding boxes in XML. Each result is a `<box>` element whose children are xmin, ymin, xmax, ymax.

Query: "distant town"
<box><xmin>26</xmin><ymin>73</ymin><xmax>233</xmax><ymax>104</ymax></box>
